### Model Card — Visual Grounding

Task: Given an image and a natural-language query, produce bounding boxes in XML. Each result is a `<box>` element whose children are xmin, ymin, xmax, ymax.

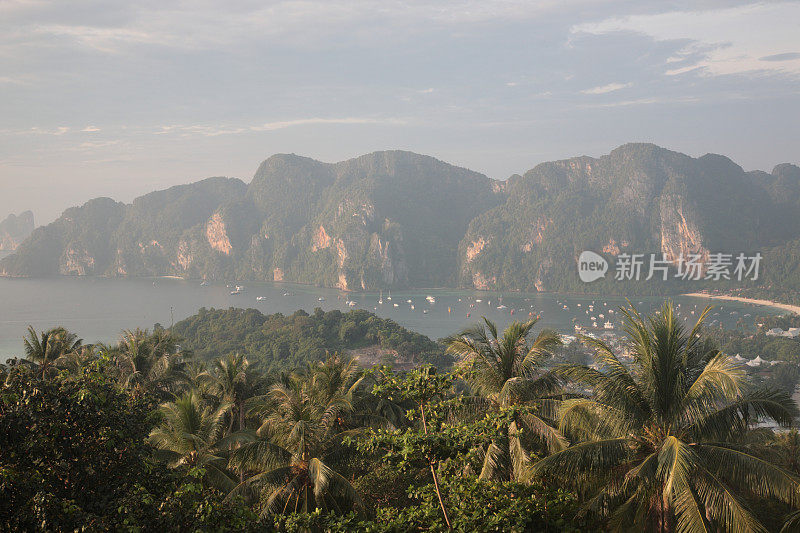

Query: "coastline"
<box><xmin>682</xmin><ymin>292</ymin><xmax>800</xmax><ymax>315</ymax></box>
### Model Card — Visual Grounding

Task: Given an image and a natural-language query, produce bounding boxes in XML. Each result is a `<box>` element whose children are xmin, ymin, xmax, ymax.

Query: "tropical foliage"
<box><xmin>2</xmin><ymin>301</ymin><xmax>800</xmax><ymax>531</ymax></box>
<box><xmin>533</xmin><ymin>302</ymin><xmax>800</xmax><ymax>531</ymax></box>
<box><xmin>446</xmin><ymin>317</ymin><xmax>566</xmax><ymax>481</ymax></box>
<box><xmin>172</xmin><ymin>306</ymin><xmax>447</xmax><ymax>371</ymax></box>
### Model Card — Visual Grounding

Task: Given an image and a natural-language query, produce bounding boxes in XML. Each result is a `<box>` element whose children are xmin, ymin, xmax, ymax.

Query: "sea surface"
<box><xmin>0</xmin><ymin>274</ymin><xmax>784</xmax><ymax>360</ymax></box>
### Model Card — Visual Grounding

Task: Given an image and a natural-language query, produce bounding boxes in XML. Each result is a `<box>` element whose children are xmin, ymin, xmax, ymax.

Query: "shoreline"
<box><xmin>682</xmin><ymin>292</ymin><xmax>800</xmax><ymax>315</ymax></box>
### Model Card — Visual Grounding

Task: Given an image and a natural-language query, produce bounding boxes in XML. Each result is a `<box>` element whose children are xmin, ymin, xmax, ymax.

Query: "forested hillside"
<box><xmin>3</xmin><ymin>144</ymin><xmax>799</xmax><ymax>299</ymax></box>
<box><xmin>171</xmin><ymin>307</ymin><xmax>448</xmax><ymax>371</ymax></box>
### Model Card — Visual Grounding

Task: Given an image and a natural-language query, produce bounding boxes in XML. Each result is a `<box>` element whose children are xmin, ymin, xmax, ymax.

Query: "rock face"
<box><xmin>234</xmin><ymin>150</ymin><xmax>501</xmax><ymax>289</ymax></box>
<box><xmin>659</xmin><ymin>195</ymin><xmax>708</xmax><ymax>264</ymax></box>
<box><xmin>60</xmin><ymin>246</ymin><xmax>95</xmax><ymax>275</ymax></box>
<box><xmin>459</xmin><ymin>144</ymin><xmax>799</xmax><ymax>293</ymax></box>
<box><xmin>0</xmin><ymin>152</ymin><xmax>500</xmax><ymax>289</ymax></box>
<box><xmin>206</xmin><ymin>213</ymin><xmax>233</xmax><ymax>255</ymax></box>
<box><xmin>2</xmin><ymin>145</ymin><xmax>800</xmax><ymax>295</ymax></box>
<box><xmin>0</xmin><ymin>211</ymin><xmax>34</xmax><ymax>250</ymax></box>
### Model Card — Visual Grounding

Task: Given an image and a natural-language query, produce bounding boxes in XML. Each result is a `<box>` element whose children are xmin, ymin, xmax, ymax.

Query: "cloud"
<box><xmin>581</xmin><ymin>82</ymin><xmax>631</xmax><ymax>95</ymax></box>
<box><xmin>578</xmin><ymin>95</ymin><xmax>702</xmax><ymax>109</ymax></box>
<box><xmin>154</xmin><ymin>117</ymin><xmax>407</xmax><ymax>137</ymax></box>
<box><xmin>251</xmin><ymin>117</ymin><xmax>408</xmax><ymax>132</ymax></box>
<box><xmin>761</xmin><ymin>52</ymin><xmax>800</xmax><ymax>62</ymax></box>
<box><xmin>81</xmin><ymin>126</ymin><xmax>100</xmax><ymax>132</ymax></box>
<box><xmin>3</xmin><ymin>1</ymin><xmax>597</xmax><ymax>54</ymax></box>
<box><xmin>0</xmin><ymin>125</ymin><xmax>70</xmax><ymax>136</ymax></box>
<box><xmin>0</xmin><ymin>75</ymin><xmax>27</xmax><ymax>85</ymax></box>
<box><xmin>572</xmin><ymin>2</ymin><xmax>800</xmax><ymax>77</ymax></box>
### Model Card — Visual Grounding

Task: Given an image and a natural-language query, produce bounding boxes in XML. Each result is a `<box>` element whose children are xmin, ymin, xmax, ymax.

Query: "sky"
<box><xmin>1</xmin><ymin>0</ymin><xmax>799</xmax><ymax>224</ymax></box>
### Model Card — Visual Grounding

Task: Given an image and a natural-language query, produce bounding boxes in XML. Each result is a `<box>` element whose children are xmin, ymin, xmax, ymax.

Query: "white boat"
<box><xmin>423</xmin><ymin>309</ymin><xmax>429</xmax><ymax>314</ymax></box>
<box><xmin>230</xmin><ymin>289</ymin><xmax>243</xmax><ymax>295</ymax></box>
<box><xmin>378</xmin><ymin>290</ymin><xmax>383</xmax><ymax>305</ymax></box>
<box><xmin>406</xmin><ymin>299</ymin><xmax>412</xmax><ymax>303</ymax></box>
<box><xmin>497</xmin><ymin>305</ymin><xmax>507</xmax><ymax>309</ymax></box>
<box><xmin>475</xmin><ymin>299</ymin><xmax>482</xmax><ymax>303</ymax></box>
<box><xmin>200</xmin><ymin>280</ymin><xmax>208</xmax><ymax>286</ymax></box>
<box><xmin>346</xmin><ymin>300</ymin><xmax>356</xmax><ymax>307</ymax></box>
<box><xmin>387</xmin><ymin>290</ymin><xmax>392</xmax><ymax>301</ymax></box>
<box><xmin>318</xmin><ymin>297</ymin><xmax>325</xmax><ymax>302</ymax></box>
<box><xmin>426</xmin><ymin>295</ymin><xmax>436</xmax><ymax>303</ymax></box>
<box><xmin>393</xmin><ymin>303</ymin><xmax>399</xmax><ymax>307</ymax></box>
<box><xmin>410</xmin><ymin>305</ymin><xmax>415</xmax><ymax>310</ymax></box>
<box><xmin>256</xmin><ymin>296</ymin><xmax>267</xmax><ymax>301</ymax></box>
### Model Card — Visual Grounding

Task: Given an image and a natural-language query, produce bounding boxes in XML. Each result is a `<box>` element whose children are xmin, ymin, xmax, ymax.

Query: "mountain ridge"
<box><xmin>0</xmin><ymin>210</ymin><xmax>35</xmax><ymax>251</ymax></box>
<box><xmin>2</xmin><ymin>145</ymin><xmax>798</xmax><ymax>298</ymax></box>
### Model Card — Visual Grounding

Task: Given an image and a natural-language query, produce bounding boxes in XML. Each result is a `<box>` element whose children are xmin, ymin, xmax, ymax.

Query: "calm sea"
<box><xmin>0</xmin><ymin>271</ymin><xmax>784</xmax><ymax>360</ymax></box>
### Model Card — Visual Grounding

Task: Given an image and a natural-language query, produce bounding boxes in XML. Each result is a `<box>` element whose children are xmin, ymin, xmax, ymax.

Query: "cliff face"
<box><xmin>0</xmin><ymin>151</ymin><xmax>500</xmax><ymax>289</ymax></box>
<box><xmin>0</xmin><ymin>211</ymin><xmax>34</xmax><ymax>251</ymax></box>
<box><xmin>231</xmin><ymin>150</ymin><xmax>500</xmax><ymax>289</ymax></box>
<box><xmin>2</xmin><ymin>145</ymin><xmax>799</xmax><ymax>295</ymax></box>
<box><xmin>659</xmin><ymin>194</ymin><xmax>707</xmax><ymax>264</ymax></box>
<box><xmin>459</xmin><ymin>143</ymin><xmax>799</xmax><ymax>293</ymax></box>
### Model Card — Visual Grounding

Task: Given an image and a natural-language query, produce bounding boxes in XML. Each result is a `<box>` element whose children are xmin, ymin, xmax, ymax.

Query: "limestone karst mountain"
<box><xmin>2</xmin><ymin>144</ymin><xmax>798</xmax><ymax>295</ymax></box>
<box><xmin>459</xmin><ymin>143</ymin><xmax>799</xmax><ymax>293</ymax></box>
<box><xmin>0</xmin><ymin>210</ymin><xmax>34</xmax><ymax>251</ymax></box>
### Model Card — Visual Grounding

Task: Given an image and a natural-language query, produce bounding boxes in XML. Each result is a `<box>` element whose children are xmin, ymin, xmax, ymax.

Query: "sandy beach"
<box><xmin>683</xmin><ymin>292</ymin><xmax>800</xmax><ymax>315</ymax></box>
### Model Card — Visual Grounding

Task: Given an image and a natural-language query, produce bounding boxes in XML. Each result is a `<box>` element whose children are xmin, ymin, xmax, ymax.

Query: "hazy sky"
<box><xmin>1</xmin><ymin>0</ymin><xmax>799</xmax><ymax>224</ymax></box>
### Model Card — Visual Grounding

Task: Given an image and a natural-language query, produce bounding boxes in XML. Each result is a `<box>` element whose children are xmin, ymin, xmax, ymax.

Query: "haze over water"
<box><xmin>0</xmin><ymin>275</ymin><xmax>782</xmax><ymax>360</ymax></box>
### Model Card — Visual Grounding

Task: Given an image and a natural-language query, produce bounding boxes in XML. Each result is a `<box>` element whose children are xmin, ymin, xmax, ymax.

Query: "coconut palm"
<box><xmin>149</xmin><ymin>390</ymin><xmax>240</xmax><ymax>491</ymax></box>
<box><xmin>229</xmin><ymin>357</ymin><xmax>361</xmax><ymax>516</ymax></box>
<box><xmin>197</xmin><ymin>353</ymin><xmax>265</xmax><ymax>435</ymax></box>
<box><xmin>23</xmin><ymin>326</ymin><xmax>83</xmax><ymax>377</ymax></box>
<box><xmin>445</xmin><ymin>317</ymin><xmax>565</xmax><ymax>481</ymax></box>
<box><xmin>770</xmin><ymin>429</ymin><xmax>800</xmax><ymax>476</ymax></box>
<box><xmin>53</xmin><ymin>343</ymin><xmax>99</xmax><ymax>374</ymax></box>
<box><xmin>531</xmin><ymin>301</ymin><xmax>800</xmax><ymax>532</ymax></box>
<box><xmin>114</xmin><ymin>328</ymin><xmax>190</xmax><ymax>396</ymax></box>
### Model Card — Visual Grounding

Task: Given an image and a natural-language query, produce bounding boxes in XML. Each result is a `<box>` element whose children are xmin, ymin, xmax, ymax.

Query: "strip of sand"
<box><xmin>682</xmin><ymin>292</ymin><xmax>800</xmax><ymax>315</ymax></box>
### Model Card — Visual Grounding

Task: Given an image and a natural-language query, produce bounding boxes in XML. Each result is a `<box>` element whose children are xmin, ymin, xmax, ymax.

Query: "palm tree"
<box><xmin>198</xmin><ymin>353</ymin><xmax>264</xmax><ymax>435</ymax></box>
<box><xmin>149</xmin><ymin>390</ymin><xmax>240</xmax><ymax>491</ymax></box>
<box><xmin>53</xmin><ymin>343</ymin><xmax>99</xmax><ymax>374</ymax></box>
<box><xmin>229</xmin><ymin>356</ymin><xmax>361</xmax><ymax>516</ymax></box>
<box><xmin>445</xmin><ymin>317</ymin><xmax>565</xmax><ymax>481</ymax></box>
<box><xmin>114</xmin><ymin>328</ymin><xmax>190</xmax><ymax>396</ymax></box>
<box><xmin>531</xmin><ymin>301</ymin><xmax>800</xmax><ymax>532</ymax></box>
<box><xmin>770</xmin><ymin>429</ymin><xmax>800</xmax><ymax>476</ymax></box>
<box><xmin>23</xmin><ymin>326</ymin><xmax>83</xmax><ymax>377</ymax></box>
